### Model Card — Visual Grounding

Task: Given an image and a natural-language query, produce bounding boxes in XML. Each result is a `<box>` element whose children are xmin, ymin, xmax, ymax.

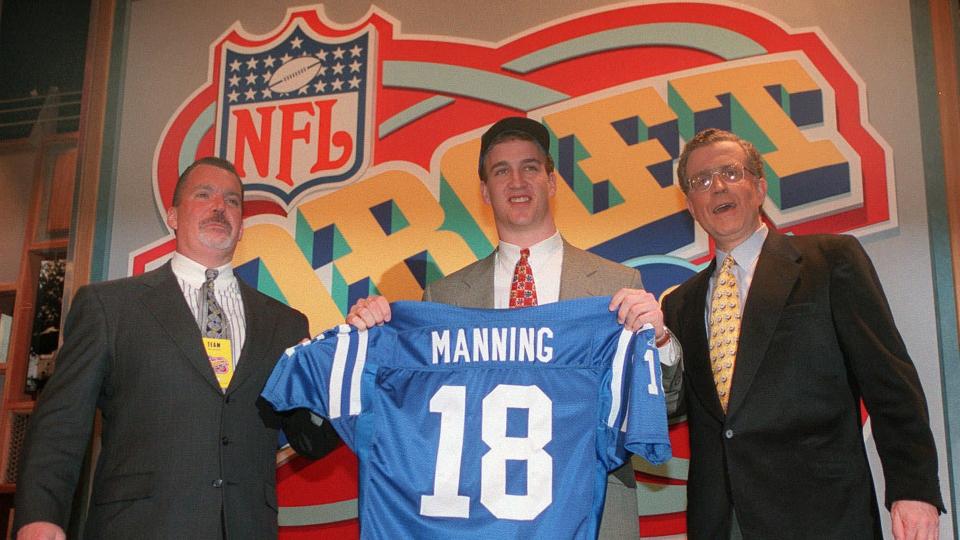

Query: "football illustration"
<box><xmin>268</xmin><ymin>55</ymin><xmax>321</xmax><ymax>93</ymax></box>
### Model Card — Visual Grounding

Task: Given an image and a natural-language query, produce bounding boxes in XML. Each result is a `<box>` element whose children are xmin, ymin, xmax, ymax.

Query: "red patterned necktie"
<box><xmin>509</xmin><ymin>248</ymin><xmax>538</xmax><ymax>308</ymax></box>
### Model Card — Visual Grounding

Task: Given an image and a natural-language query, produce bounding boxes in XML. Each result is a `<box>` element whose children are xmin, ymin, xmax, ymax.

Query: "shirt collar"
<box><xmin>715</xmin><ymin>224</ymin><xmax>768</xmax><ymax>273</ymax></box>
<box><xmin>170</xmin><ymin>252</ymin><xmax>237</xmax><ymax>288</ymax></box>
<box><xmin>498</xmin><ymin>231</ymin><xmax>563</xmax><ymax>262</ymax></box>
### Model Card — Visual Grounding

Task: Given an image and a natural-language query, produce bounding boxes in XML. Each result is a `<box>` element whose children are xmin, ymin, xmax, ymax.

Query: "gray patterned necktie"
<box><xmin>203</xmin><ymin>269</ymin><xmax>229</xmax><ymax>339</ymax></box>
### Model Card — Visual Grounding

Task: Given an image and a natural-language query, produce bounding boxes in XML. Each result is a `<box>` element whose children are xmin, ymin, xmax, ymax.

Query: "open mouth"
<box><xmin>509</xmin><ymin>196</ymin><xmax>531</xmax><ymax>203</ymax></box>
<box><xmin>712</xmin><ymin>202</ymin><xmax>736</xmax><ymax>214</ymax></box>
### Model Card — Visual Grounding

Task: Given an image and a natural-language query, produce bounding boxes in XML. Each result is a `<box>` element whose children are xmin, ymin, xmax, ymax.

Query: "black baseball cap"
<box><xmin>478</xmin><ymin>117</ymin><xmax>550</xmax><ymax>167</ymax></box>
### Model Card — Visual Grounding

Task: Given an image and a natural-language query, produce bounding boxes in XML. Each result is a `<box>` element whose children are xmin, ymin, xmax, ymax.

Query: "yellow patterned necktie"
<box><xmin>709</xmin><ymin>255</ymin><xmax>740</xmax><ymax>412</ymax></box>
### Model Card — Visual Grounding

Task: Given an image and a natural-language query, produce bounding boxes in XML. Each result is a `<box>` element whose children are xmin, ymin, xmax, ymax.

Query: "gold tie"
<box><xmin>709</xmin><ymin>256</ymin><xmax>740</xmax><ymax>412</ymax></box>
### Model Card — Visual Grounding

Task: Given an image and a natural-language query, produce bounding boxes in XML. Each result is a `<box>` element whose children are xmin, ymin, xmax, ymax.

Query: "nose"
<box><xmin>210</xmin><ymin>192</ymin><xmax>227</xmax><ymax>210</ymax></box>
<box><xmin>709</xmin><ymin>171</ymin><xmax>729</xmax><ymax>192</ymax></box>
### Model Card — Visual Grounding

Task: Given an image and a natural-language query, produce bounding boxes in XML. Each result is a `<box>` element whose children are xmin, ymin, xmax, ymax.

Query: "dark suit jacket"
<box><xmin>14</xmin><ymin>262</ymin><xmax>338</xmax><ymax>539</ymax></box>
<box><xmin>662</xmin><ymin>232</ymin><xmax>943</xmax><ymax>539</ymax></box>
<box><xmin>424</xmin><ymin>239</ymin><xmax>682</xmax><ymax>539</ymax></box>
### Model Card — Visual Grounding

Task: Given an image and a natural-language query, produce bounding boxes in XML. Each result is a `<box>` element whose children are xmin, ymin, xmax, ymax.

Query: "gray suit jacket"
<box><xmin>424</xmin><ymin>239</ymin><xmax>679</xmax><ymax>539</ymax></box>
<box><xmin>14</xmin><ymin>263</ymin><xmax>338</xmax><ymax>539</ymax></box>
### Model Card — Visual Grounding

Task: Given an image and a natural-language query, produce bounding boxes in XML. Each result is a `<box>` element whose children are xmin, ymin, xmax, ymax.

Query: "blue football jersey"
<box><xmin>262</xmin><ymin>296</ymin><xmax>671</xmax><ymax>539</ymax></box>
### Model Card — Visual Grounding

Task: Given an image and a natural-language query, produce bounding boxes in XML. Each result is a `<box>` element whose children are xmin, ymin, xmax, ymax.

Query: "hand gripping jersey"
<box><xmin>263</xmin><ymin>297</ymin><xmax>671</xmax><ymax>539</ymax></box>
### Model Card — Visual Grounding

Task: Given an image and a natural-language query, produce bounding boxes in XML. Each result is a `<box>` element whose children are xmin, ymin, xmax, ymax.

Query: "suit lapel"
<box><xmin>726</xmin><ymin>232</ymin><xmax>801</xmax><ymax>416</ymax></box>
<box><xmin>227</xmin><ymin>281</ymin><xmax>273</xmax><ymax>394</ymax></box>
<box><xmin>680</xmin><ymin>263</ymin><xmax>727</xmax><ymax>420</ymax></box>
<box><xmin>453</xmin><ymin>251</ymin><xmax>496</xmax><ymax>308</ymax></box>
<box><xmin>140</xmin><ymin>263</ymin><xmax>223</xmax><ymax>393</ymax></box>
<box><xmin>558</xmin><ymin>240</ymin><xmax>602</xmax><ymax>300</ymax></box>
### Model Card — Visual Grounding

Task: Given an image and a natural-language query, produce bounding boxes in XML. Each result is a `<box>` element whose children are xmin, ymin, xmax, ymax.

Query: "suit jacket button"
<box><xmin>725</xmin><ymin>429</ymin><xmax>734</xmax><ymax>439</ymax></box>
<box><xmin>221</xmin><ymin>436</ymin><xmax>230</xmax><ymax>446</ymax></box>
<box><xmin>212</xmin><ymin>479</ymin><xmax>223</xmax><ymax>488</ymax></box>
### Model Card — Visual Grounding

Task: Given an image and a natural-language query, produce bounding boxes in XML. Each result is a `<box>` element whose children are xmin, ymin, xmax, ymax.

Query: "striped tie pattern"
<box><xmin>709</xmin><ymin>256</ymin><xmax>740</xmax><ymax>412</ymax></box>
<box><xmin>203</xmin><ymin>268</ymin><xmax>229</xmax><ymax>339</ymax></box>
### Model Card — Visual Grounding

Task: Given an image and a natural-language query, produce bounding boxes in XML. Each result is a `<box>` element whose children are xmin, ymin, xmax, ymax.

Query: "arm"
<box><xmin>609</xmin><ymin>272</ymin><xmax>683</xmax><ymax>417</ymax></box>
<box><xmin>14</xmin><ymin>286</ymin><xmax>109</xmax><ymax>532</ymax></box>
<box><xmin>280</xmin><ymin>310</ymin><xmax>340</xmax><ymax>459</ymax></box>
<box><xmin>829</xmin><ymin>237</ymin><xmax>944</xmax><ymax>516</ymax></box>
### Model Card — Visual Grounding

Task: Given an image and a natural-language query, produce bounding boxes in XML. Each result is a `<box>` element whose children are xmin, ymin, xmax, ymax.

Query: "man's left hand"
<box><xmin>891</xmin><ymin>499</ymin><xmax>939</xmax><ymax>540</ymax></box>
<box><xmin>609</xmin><ymin>288</ymin><xmax>665</xmax><ymax>338</ymax></box>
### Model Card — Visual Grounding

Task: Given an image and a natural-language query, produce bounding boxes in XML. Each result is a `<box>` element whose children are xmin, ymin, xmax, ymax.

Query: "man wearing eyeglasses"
<box><xmin>661</xmin><ymin>128</ymin><xmax>944</xmax><ymax>539</ymax></box>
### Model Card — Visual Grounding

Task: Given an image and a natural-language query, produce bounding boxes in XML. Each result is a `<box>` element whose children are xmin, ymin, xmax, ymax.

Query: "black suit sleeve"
<box><xmin>276</xmin><ymin>310</ymin><xmax>341</xmax><ymax>459</ymax></box>
<box><xmin>14</xmin><ymin>285</ymin><xmax>109</xmax><ymax>529</ymax></box>
<box><xmin>829</xmin><ymin>237</ymin><xmax>943</xmax><ymax>511</ymax></box>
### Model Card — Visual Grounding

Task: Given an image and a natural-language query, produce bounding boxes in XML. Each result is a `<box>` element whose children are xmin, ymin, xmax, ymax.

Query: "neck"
<box><xmin>497</xmin><ymin>225</ymin><xmax>557</xmax><ymax>250</ymax></box>
<box><xmin>176</xmin><ymin>249</ymin><xmax>233</xmax><ymax>269</ymax></box>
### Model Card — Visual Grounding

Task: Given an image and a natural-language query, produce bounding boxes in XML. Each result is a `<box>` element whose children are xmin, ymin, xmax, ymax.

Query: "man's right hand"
<box><xmin>17</xmin><ymin>522</ymin><xmax>66</xmax><ymax>540</ymax></box>
<box><xmin>346</xmin><ymin>295</ymin><xmax>392</xmax><ymax>330</ymax></box>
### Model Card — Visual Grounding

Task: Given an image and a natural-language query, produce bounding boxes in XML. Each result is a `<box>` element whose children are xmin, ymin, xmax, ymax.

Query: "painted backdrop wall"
<box><xmin>94</xmin><ymin>1</ymin><xmax>954</xmax><ymax>538</ymax></box>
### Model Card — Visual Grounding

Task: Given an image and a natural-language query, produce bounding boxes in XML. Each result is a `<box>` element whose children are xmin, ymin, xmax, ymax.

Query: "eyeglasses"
<box><xmin>686</xmin><ymin>163</ymin><xmax>756</xmax><ymax>192</ymax></box>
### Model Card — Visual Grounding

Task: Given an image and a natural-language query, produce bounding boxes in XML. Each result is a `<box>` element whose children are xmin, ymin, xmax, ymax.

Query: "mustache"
<box><xmin>200</xmin><ymin>213</ymin><xmax>232</xmax><ymax>232</ymax></box>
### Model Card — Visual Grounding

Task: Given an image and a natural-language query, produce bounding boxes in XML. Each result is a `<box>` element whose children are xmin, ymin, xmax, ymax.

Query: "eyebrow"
<box><xmin>490</xmin><ymin>157</ymin><xmax>543</xmax><ymax>170</ymax></box>
<box><xmin>191</xmin><ymin>183</ymin><xmax>242</xmax><ymax>196</ymax></box>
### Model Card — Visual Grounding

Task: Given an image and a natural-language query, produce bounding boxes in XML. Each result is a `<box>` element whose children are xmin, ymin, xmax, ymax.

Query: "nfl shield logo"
<box><xmin>214</xmin><ymin>21</ymin><xmax>376</xmax><ymax>207</ymax></box>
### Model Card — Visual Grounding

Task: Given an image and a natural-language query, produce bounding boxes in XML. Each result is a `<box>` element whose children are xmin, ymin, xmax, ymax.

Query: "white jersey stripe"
<box><xmin>349</xmin><ymin>330</ymin><xmax>369</xmax><ymax>415</ymax></box>
<box><xmin>606</xmin><ymin>329</ymin><xmax>633</xmax><ymax>428</ymax></box>
<box><xmin>329</xmin><ymin>328</ymin><xmax>351</xmax><ymax>419</ymax></box>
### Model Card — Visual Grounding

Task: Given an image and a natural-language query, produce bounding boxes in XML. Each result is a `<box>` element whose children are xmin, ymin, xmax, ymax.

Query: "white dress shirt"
<box><xmin>493</xmin><ymin>232</ymin><xmax>564</xmax><ymax>308</ymax></box>
<box><xmin>171</xmin><ymin>252</ymin><xmax>247</xmax><ymax>366</ymax></box>
<box><xmin>707</xmin><ymin>224</ymin><xmax>769</xmax><ymax>324</ymax></box>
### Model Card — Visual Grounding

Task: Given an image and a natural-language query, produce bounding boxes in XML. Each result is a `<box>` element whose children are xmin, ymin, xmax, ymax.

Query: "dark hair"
<box><xmin>477</xmin><ymin>131</ymin><xmax>556</xmax><ymax>182</ymax></box>
<box><xmin>172</xmin><ymin>157</ymin><xmax>244</xmax><ymax>206</ymax></box>
<box><xmin>676</xmin><ymin>128</ymin><xmax>764</xmax><ymax>193</ymax></box>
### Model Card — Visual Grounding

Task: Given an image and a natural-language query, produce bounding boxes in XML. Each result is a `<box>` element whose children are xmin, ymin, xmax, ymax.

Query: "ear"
<box><xmin>481</xmin><ymin>180</ymin><xmax>492</xmax><ymax>205</ymax></box>
<box><xmin>546</xmin><ymin>171</ymin><xmax>557</xmax><ymax>197</ymax></box>
<box><xmin>755</xmin><ymin>177</ymin><xmax>768</xmax><ymax>203</ymax></box>
<box><xmin>166</xmin><ymin>205</ymin><xmax>178</xmax><ymax>231</ymax></box>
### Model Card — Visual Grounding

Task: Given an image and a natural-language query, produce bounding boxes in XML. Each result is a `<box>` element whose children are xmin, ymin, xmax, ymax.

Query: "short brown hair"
<box><xmin>478</xmin><ymin>131</ymin><xmax>556</xmax><ymax>182</ymax></box>
<box><xmin>172</xmin><ymin>157</ymin><xmax>243</xmax><ymax>206</ymax></box>
<box><xmin>676</xmin><ymin>128</ymin><xmax>764</xmax><ymax>193</ymax></box>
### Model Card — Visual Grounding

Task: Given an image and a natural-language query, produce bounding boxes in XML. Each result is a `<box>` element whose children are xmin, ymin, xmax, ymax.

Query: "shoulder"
<box><xmin>774</xmin><ymin>232</ymin><xmax>867</xmax><ymax>266</ymax></box>
<box><xmin>424</xmin><ymin>253</ymin><xmax>493</xmax><ymax>299</ymax></box>
<box><xmin>563</xmin><ymin>244</ymin><xmax>640</xmax><ymax>284</ymax></box>
<box><xmin>239</xmin><ymin>281</ymin><xmax>306</xmax><ymax>322</ymax></box>
<box><xmin>76</xmin><ymin>265</ymin><xmax>170</xmax><ymax>300</ymax></box>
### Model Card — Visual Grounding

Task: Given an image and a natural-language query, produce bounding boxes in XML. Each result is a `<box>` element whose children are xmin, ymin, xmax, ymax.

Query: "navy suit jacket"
<box><xmin>663</xmin><ymin>232</ymin><xmax>942</xmax><ymax>539</ymax></box>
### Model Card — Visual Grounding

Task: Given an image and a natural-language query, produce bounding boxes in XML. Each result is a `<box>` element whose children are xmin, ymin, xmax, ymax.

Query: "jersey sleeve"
<box><xmin>262</xmin><ymin>324</ymin><xmax>379</xmax><ymax>450</ymax></box>
<box><xmin>624</xmin><ymin>327</ymin><xmax>672</xmax><ymax>465</ymax></box>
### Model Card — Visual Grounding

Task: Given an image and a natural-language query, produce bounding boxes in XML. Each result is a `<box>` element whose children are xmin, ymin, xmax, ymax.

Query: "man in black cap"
<box><xmin>347</xmin><ymin>116</ymin><xmax>681</xmax><ymax>538</ymax></box>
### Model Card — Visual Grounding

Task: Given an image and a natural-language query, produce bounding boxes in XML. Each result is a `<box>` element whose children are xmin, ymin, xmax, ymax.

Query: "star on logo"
<box><xmin>349</xmin><ymin>60</ymin><xmax>362</xmax><ymax>73</ymax></box>
<box><xmin>263</xmin><ymin>55</ymin><xmax>276</xmax><ymax>68</ymax></box>
<box><xmin>245</xmin><ymin>57</ymin><xmax>259</xmax><ymax>71</ymax></box>
<box><xmin>290</xmin><ymin>36</ymin><xmax>303</xmax><ymax>49</ymax></box>
<box><xmin>349</xmin><ymin>44</ymin><xmax>363</xmax><ymax>57</ymax></box>
<box><xmin>348</xmin><ymin>76</ymin><xmax>361</xmax><ymax>89</ymax></box>
<box><xmin>333</xmin><ymin>46</ymin><xmax>346</xmax><ymax>59</ymax></box>
<box><xmin>228</xmin><ymin>74</ymin><xmax>240</xmax><ymax>87</ymax></box>
<box><xmin>229</xmin><ymin>59</ymin><xmax>242</xmax><ymax>72</ymax></box>
<box><xmin>331</xmin><ymin>78</ymin><xmax>344</xmax><ymax>91</ymax></box>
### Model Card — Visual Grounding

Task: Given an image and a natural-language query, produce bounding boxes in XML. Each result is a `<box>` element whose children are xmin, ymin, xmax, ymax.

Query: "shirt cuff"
<box><xmin>656</xmin><ymin>328</ymin><xmax>679</xmax><ymax>367</ymax></box>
